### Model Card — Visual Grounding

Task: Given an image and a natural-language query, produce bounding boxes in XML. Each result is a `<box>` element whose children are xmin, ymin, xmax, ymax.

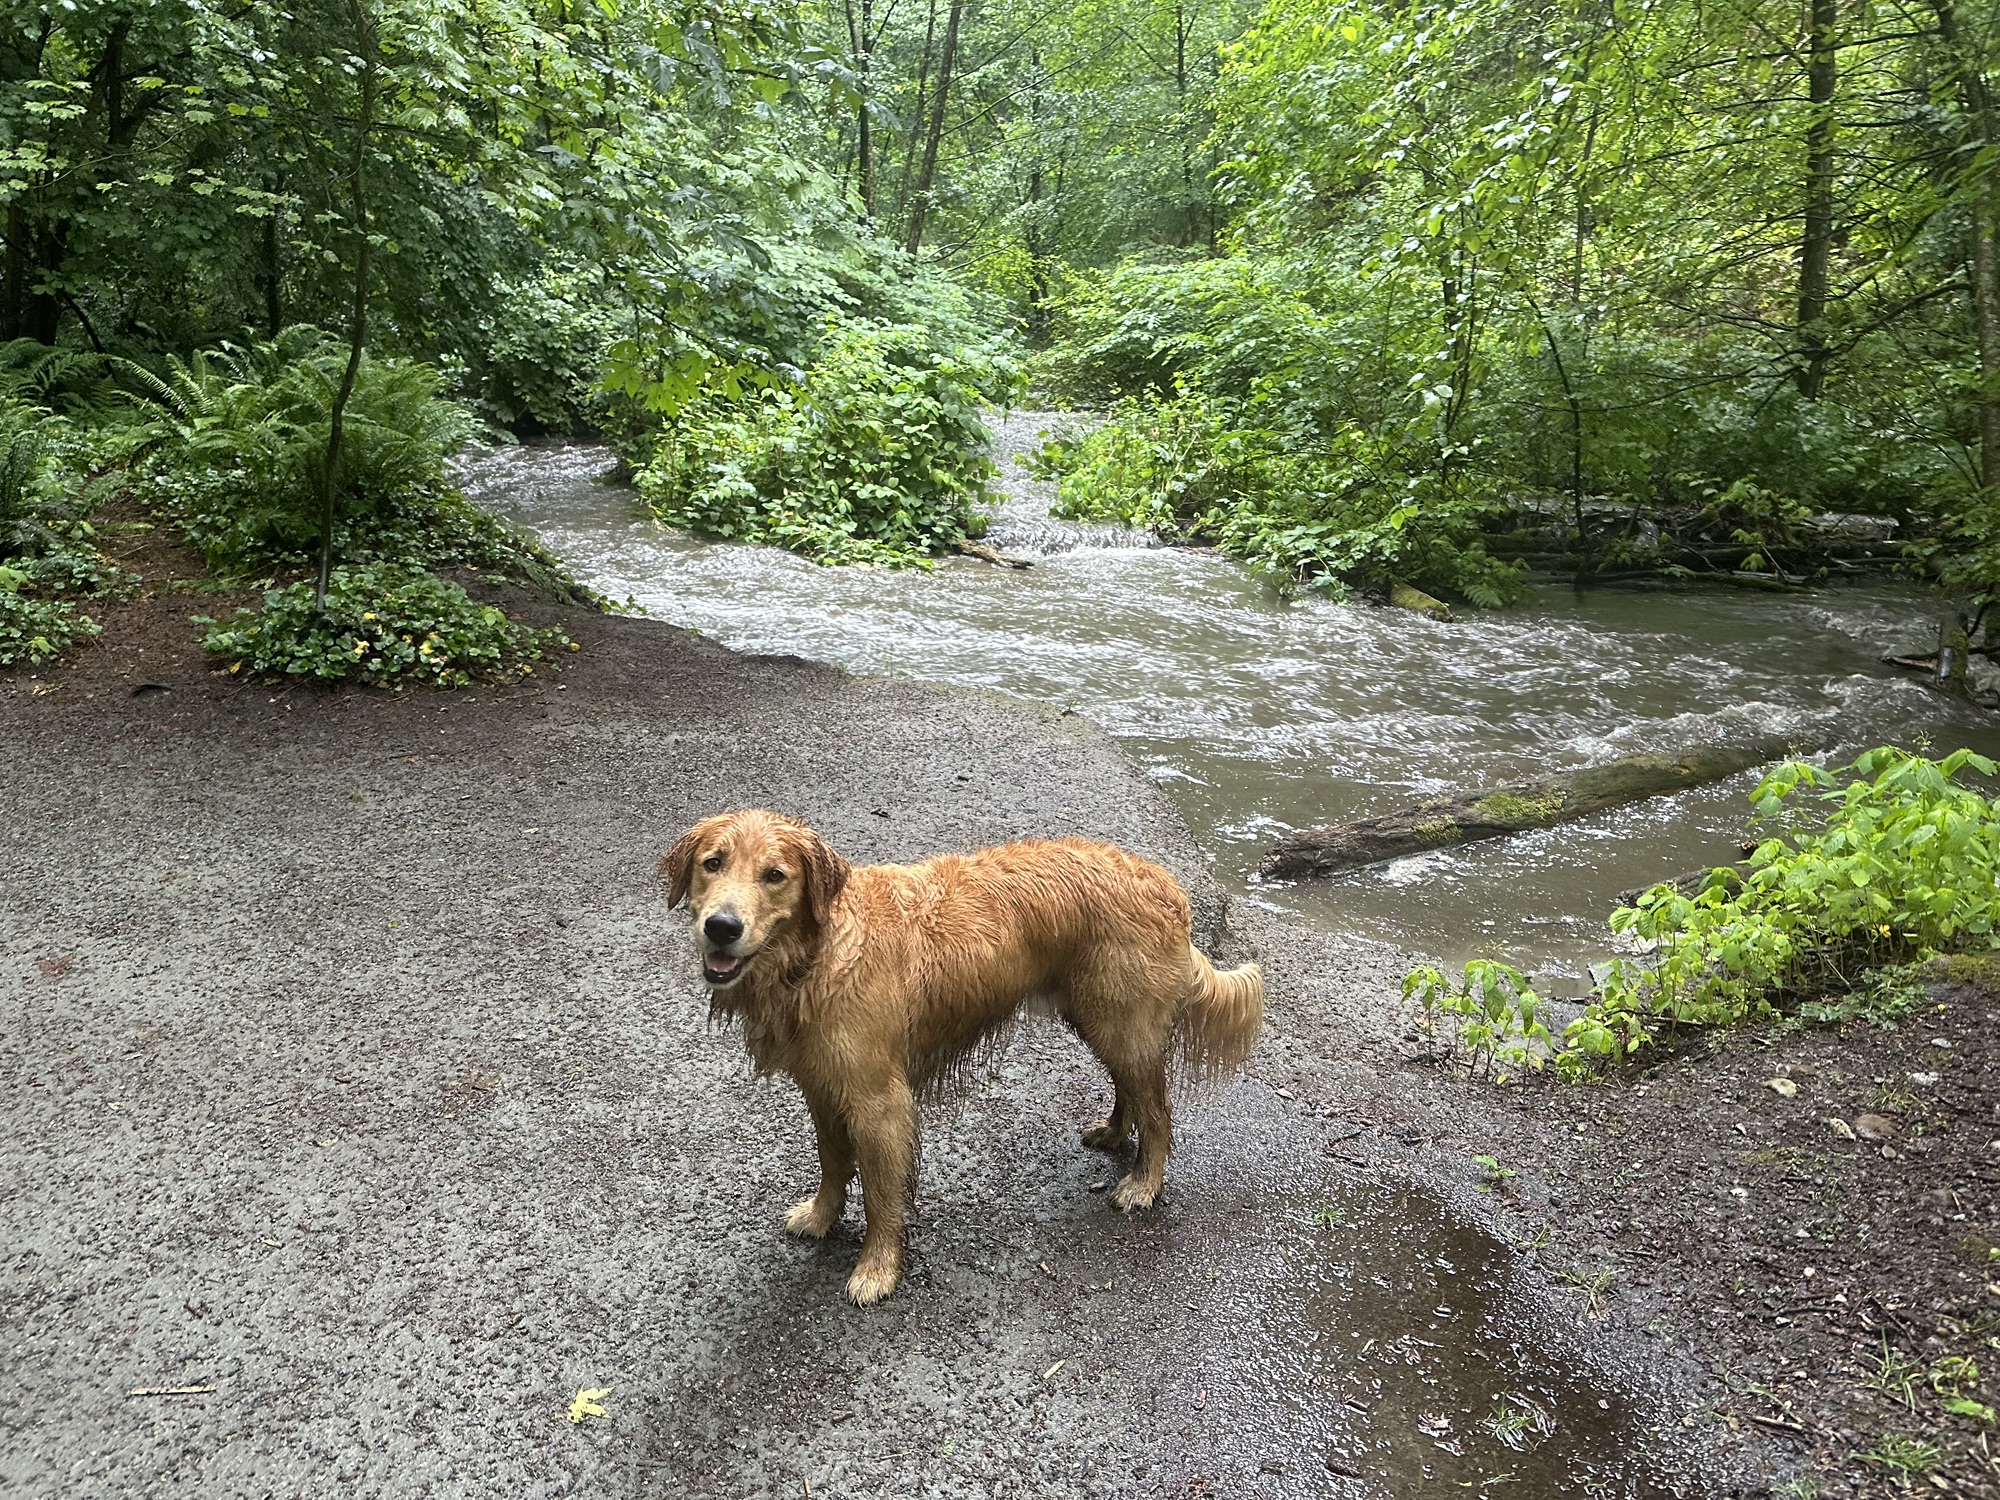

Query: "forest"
<box><xmin>5</xmin><ymin>0</ymin><xmax>2000</xmax><ymax>671</ymax></box>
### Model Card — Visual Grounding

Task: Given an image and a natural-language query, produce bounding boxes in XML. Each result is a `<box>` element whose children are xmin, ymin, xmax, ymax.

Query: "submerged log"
<box><xmin>1388</xmin><ymin>580</ymin><xmax>1452</xmax><ymax>620</ymax></box>
<box><xmin>958</xmin><ymin>540</ymin><xmax>1034</xmax><ymax>570</ymax></box>
<box><xmin>1260</xmin><ymin>734</ymin><xmax>1821</xmax><ymax>880</ymax></box>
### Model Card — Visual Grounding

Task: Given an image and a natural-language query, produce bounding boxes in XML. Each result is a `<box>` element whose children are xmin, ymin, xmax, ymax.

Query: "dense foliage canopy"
<box><xmin>2</xmin><ymin>0</ymin><xmax>1999</xmax><ymax>605</ymax></box>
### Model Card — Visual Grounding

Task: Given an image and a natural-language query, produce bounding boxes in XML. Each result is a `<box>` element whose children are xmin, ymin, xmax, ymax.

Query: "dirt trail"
<box><xmin>0</xmin><ymin>558</ymin><xmax>1883</xmax><ymax>1499</ymax></box>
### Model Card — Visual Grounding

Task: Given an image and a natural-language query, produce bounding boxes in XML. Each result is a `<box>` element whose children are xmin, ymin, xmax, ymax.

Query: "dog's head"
<box><xmin>660</xmin><ymin>809</ymin><xmax>851</xmax><ymax>990</ymax></box>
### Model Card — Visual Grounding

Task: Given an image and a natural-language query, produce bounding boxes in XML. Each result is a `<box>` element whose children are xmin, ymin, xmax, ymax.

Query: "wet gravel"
<box><xmin>4</xmin><ymin>587</ymin><xmax>1744</xmax><ymax>1497</ymax></box>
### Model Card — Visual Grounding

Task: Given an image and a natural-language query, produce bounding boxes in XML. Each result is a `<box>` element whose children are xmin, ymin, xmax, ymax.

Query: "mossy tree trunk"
<box><xmin>1261</xmin><ymin>735</ymin><xmax>1820</xmax><ymax>880</ymax></box>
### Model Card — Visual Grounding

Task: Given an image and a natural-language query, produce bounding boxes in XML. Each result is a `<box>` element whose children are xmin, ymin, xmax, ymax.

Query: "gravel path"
<box><xmin>2</xmin><ymin>584</ymin><xmax>1731</xmax><ymax>1497</ymax></box>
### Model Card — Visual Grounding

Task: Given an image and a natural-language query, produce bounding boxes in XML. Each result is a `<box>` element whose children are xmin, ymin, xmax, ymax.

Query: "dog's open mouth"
<box><xmin>702</xmin><ymin>951</ymin><xmax>748</xmax><ymax>986</ymax></box>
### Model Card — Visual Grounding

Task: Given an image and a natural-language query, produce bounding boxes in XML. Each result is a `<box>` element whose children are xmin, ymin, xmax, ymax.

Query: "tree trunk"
<box><xmin>316</xmin><ymin>1</ymin><xmax>376</xmax><ymax>615</ymax></box>
<box><xmin>1260</xmin><ymin>735</ymin><xmax>1822</xmax><ymax>880</ymax></box>
<box><xmin>1174</xmin><ymin>0</ymin><xmax>1193</xmax><ymax>246</ymax></box>
<box><xmin>1795</xmin><ymin>0</ymin><xmax>1837</xmax><ymax>398</ymax></box>
<box><xmin>1973</xmin><ymin>214</ymin><xmax>2000</xmax><ymax>492</ymax></box>
<box><xmin>1935</xmin><ymin>0</ymin><xmax>2000</xmax><ymax>490</ymax></box>
<box><xmin>1937</xmin><ymin>614</ymin><xmax>1972</xmax><ymax>694</ymax></box>
<box><xmin>896</xmin><ymin>0</ymin><xmax>938</xmax><ymax>220</ymax></box>
<box><xmin>263</xmin><ymin>201</ymin><xmax>283</xmax><ymax>339</ymax></box>
<box><xmin>846</xmin><ymin>0</ymin><xmax>875</xmax><ymax>217</ymax></box>
<box><xmin>903</xmin><ymin>0</ymin><xmax>964</xmax><ymax>256</ymax></box>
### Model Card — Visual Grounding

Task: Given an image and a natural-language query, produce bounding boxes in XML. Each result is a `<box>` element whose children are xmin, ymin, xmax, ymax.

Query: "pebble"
<box><xmin>1825</xmin><ymin>1118</ymin><xmax>1857</xmax><ymax>1141</ymax></box>
<box><xmin>1765</xmin><ymin>1078</ymin><xmax>1798</xmax><ymax>1098</ymax></box>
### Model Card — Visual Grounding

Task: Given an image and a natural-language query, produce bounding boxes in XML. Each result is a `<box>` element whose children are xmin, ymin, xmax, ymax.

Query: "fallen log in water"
<box><xmin>958</xmin><ymin>540</ymin><xmax>1034</xmax><ymax>570</ymax></box>
<box><xmin>1260</xmin><ymin>734</ymin><xmax>1822</xmax><ymax>880</ymax></box>
<box><xmin>1388</xmin><ymin>580</ymin><xmax>1452</xmax><ymax>620</ymax></box>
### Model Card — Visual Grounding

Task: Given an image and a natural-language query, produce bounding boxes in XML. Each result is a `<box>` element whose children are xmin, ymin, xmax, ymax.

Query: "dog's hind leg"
<box><xmin>1079</xmin><ymin>1087</ymin><xmax>1132</xmax><ymax>1152</ymax></box>
<box><xmin>1104</xmin><ymin>1061</ymin><xmax>1170</xmax><ymax>1211</ymax></box>
<box><xmin>1065</xmin><ymin>959</ymin><xmax>1176</xmax><ymax>1210</ymax></box>
<box><xmin>786</xmin><ymin>1086</ymin><xmax>855</xmax><ymax>1239</ymax></box>
<box><xmin>845</xmin><ymin>1080</ymin><xmax>918</xmax><ymax>1305</ymax></box>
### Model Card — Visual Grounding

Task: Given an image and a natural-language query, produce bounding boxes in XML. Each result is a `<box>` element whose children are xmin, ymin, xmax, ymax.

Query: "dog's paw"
<box><xmin>784</xmin><ymin>1196</ymin><xmax>840</xmax><ymax>1238</ymax></box>
<box><xmin>1079</xmin><ymin>1117</ymin><xmax>1129</xmax><ymax>1151</ymax></box>
<box><xmin>844</xmin><ymin>1260</ymin><xmax>900</xmax><ymax>1306</ymax></box>
<box><xmin>1108</xmin><ymin>1175</ymin><xmax>1159</xmax><ymax>1212</ymax></box>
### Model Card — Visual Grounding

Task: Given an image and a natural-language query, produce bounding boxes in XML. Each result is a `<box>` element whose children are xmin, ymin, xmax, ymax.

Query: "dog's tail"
<box><xmin>1177</xmin><ymin>947</ymin><xmax>1264</xmax><ymax>1081</ymax></box>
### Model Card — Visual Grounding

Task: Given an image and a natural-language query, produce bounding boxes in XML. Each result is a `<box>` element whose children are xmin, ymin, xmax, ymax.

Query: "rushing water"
<box><xmin>460</xmin><ymin>416</ymin><xmax>2000</xmax><ymax>986</ymax></box>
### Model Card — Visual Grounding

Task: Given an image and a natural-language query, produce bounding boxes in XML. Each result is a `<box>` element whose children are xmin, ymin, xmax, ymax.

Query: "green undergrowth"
<box><xmin>0</xmin><ymin>566</ymin><xmax>101</xmax><ymax>666</ymax></box>
<box><xmin>635</xmin><ymin>318</ymin><xmax>1018</xmax><ymax>567</ymax></box>
<box><xmin>201</xmin><ymin>564</ymin><xmax>571</xmax><ymax>689</ymax></box>
<box><xmin>0</xmin><ymin>347</ymin><xmax>134</xmax><ymax>667</ymax></box>
<box><xmin>1407</xmin><ymin>746</ymin><xmax>2000</xmax><ymax>1081</ymax></box>
<box><xmin>142</xmin><ymin>333</ymin><xmax>590</xmax><ymax>603</ymax></box>
<box><xmin>1035</xmin><ymin>389</ymin><xmax>1529</xmax><ymax>607</ymax></box>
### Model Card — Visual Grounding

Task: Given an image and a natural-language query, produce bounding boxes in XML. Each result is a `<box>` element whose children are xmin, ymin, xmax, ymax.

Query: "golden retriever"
<box><xmin>661</xmin><ymin>809</ymin><xmax>1264</xmax><ymax>1305</ymax></box>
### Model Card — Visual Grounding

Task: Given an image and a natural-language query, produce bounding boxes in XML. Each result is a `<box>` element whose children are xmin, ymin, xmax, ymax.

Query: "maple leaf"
<box><xmin>567</xmin><ymin>1386</ymin><xmax>612</xmax><ymax>1425</ymax></box>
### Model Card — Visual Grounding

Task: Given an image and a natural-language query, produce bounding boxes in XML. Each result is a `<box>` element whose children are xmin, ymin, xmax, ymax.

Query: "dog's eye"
<box><xmin>701</xmin><ymin>855</ymin><xmax>723</xmax><ymax>873</ymax></box>
<box><xmin>762</xmin><ymin>868</ymin><xmax>787</xmax><ymax>884</ymax></box>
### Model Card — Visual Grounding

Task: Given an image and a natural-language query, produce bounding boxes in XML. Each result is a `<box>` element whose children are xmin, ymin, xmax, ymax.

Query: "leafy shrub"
<box><xmin>473</xmin><ymin>266</ymin><xmax>620</xmax><ymax>435</ymax></box>
<box><xmin>1407</xmin><ymin>747</ymin><xmax>2000</xmax><ymax>1080</ymax></box>
<box><xmin>635</xmin><ymin>318</ymin><xmax>1018</xmax><ymax>566</ymax></box>
<box><xmin>201</xmin><ymin>564</ymin><xmax>569</xmax><ymax>688</ymax></box>
<box><xmin>1405</xmin><ymin>959</ymin><xmax>1554</xmax><ymax>1083</ymax></box>
<box><xmin>1039</xmin><ymin>257</ymin><xmax>1335</xmax><ymax>404</ymax></box>
<box><xmin>0</xmin><ymin>393</ymin><xmax>122</xmax><ymax>600</ymax></box>
<box><xmin>0</xmin><ymin>399</ymin><xmax>57</xmax><ymax>552</ymax></box>
<box><xmin>0</xmin><ymin>563</ymin><xmax>100</xmax><ymax>666</ymax></box>
<box><xmin>1052</xmin><ymin>390</ymin><xmax>1530</xmax><ymax>606</ymax></box>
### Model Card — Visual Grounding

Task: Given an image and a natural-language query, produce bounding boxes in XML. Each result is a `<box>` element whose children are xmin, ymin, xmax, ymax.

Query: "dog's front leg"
<box><xmin>785</xmin><ymin>1086</ymin><xmax>854</xmax><ymax>1239</ymax></box>
<box><xmin>844</xmin><ymin>1080</ymin><xmax>917</xmax><ymax>1306</ymax></box>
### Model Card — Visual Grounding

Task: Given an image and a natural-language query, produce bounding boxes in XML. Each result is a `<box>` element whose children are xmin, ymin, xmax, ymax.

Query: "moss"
<box><xmin>1938</xmin><ymin>951</ymin><xmax>2000</xmax><ymax>991</ymax></box>
<box><xmin>1416</xmin><ymin>818</ymin><xmax>1464</xmax><ymax>848</ymax></box>
<box><xmin>1473</xmin><ymin>789</ymin><xmax>1565</xmax><ymax>826</ymax></box>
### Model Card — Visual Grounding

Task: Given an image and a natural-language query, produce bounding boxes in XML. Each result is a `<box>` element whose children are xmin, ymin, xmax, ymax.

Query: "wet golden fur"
<box><xmin>661</xmin><ymin>809</ymin><xmax>1264</xmax><ymax>1305</ymax></box>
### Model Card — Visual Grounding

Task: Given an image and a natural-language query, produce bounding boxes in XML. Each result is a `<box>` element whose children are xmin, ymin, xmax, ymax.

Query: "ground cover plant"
<box><xmin>1407</xmin><ymin>746</ymin><xmax>2000</xmax><ymax>1080</ymax></box>
<box><xmin>201</xmin><ymin>564</ymin><xmax>568</xmax><ymax>689</ymax></box>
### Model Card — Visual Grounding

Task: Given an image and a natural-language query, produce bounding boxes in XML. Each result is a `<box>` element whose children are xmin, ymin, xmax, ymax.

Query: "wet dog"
<box><xmin>660</xmin><ymin>809</ymin><xmax>1264</xmax><ymax>1305</ymax></box>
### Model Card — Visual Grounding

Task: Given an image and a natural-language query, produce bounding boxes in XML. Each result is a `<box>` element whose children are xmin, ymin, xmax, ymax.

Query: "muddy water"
<box><xmin>461</xmin><ymin>418</ymin><xmax>2000</xmax><ymax>987</ymax></box>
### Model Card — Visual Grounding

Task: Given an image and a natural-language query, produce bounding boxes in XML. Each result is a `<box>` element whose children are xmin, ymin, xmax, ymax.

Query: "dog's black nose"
<box><xmin>704</xmin><ymin>911</ymin><xmax>744</xmax><ymax>945</ymax></box>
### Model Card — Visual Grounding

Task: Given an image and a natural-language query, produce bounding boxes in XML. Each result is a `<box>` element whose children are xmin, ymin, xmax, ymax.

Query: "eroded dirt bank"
<box><xmin>4</xmin><ymin>572</ymin><xmax>1986</xmax><ymax>1497</ymax></box>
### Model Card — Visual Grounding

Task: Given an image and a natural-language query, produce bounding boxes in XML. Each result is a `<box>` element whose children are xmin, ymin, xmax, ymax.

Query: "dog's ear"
<box><xmin>799</xmin><ymin>828</ymin><xmax>851</xmax><ymax>929</ymax></box>
<box><xmin>659</xmin><ymin>824</ymin><xmax>705</xmax><ymax>909</ymax></box>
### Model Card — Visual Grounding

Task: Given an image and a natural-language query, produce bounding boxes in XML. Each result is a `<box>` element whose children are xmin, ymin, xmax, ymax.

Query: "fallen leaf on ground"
<box><xmin>568</xmin><ymin>1386</ymin><xmax>612</xmax><ymax>1424</ymax></box>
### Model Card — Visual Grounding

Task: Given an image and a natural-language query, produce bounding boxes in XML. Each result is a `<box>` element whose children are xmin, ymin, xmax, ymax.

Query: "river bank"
<box><xmin>5</xmin><ymin>490</ymin><xmax>1998</xmax><ymax>1497</ymax></box>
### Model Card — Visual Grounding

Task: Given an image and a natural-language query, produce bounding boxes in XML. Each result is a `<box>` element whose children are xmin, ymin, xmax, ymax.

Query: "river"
<box><xmin>460</xmin><ymin>412</ymin><xmax>2000</xmax><ymax>988</ymax></box>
